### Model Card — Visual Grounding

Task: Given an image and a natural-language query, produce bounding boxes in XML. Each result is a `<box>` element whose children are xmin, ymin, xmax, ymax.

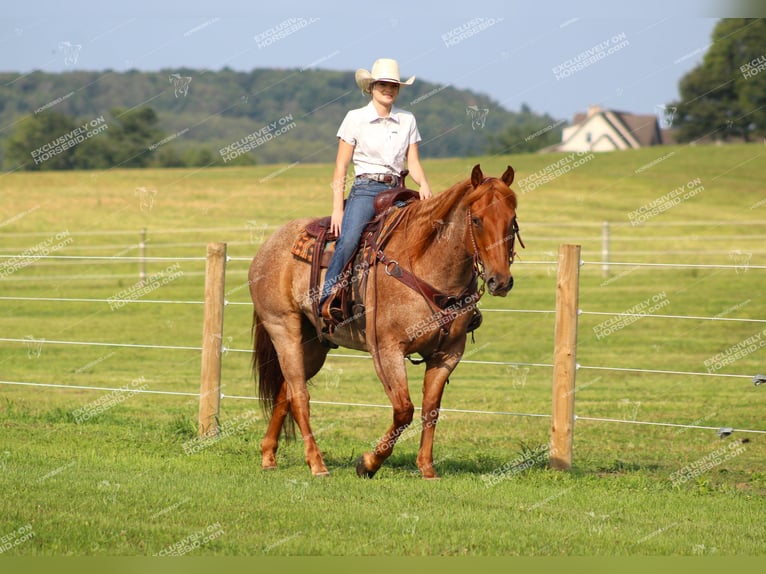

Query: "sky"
<box><xmin>0</xmin><ymin>0</ymin><xmax>738</xmax><ymax>122</ymax></box>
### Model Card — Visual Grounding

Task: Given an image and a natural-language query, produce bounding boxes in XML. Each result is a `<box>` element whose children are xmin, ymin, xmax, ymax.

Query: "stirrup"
<box><xmin>317</xmin><ymin>300</ymin><xmax>340</xmax><ymax>348</ymax></box>
<box><xmin>320</xmin><ymin>297</ymin><xmax>344</xmax><ymax>331</ymax></box>
<box><xmin>466</xmin><ymin>308</ymin><xmax>483</xmax><ymax>334</ymax></box>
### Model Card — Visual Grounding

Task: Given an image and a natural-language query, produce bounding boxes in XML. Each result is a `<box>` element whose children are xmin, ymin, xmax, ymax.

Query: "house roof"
<box><xmin>611</xmin><ymin>111</ymin><xmax>662</xmax><ymax>147</ymax></box>
<box><xmin>568</xmin><ymin>107</ymin><xmax>662</xmax><ymax>148</ymax></box>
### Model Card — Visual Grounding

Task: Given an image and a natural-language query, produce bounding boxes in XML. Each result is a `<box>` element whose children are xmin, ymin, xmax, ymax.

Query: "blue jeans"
<box><xmin>319</xmin><ymin>179</ymin><xmax>392</xmax><ymax>307</ymax></box>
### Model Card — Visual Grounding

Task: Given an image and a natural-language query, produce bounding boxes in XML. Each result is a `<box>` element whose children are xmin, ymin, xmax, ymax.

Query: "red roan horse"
<box><xmin>249</xmin><ymin>164</ymin><xmax>522</xmax><ymax>479</ymax></box>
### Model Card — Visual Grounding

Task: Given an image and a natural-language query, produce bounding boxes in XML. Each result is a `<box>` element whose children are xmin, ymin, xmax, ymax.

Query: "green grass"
<box><xmin>1</xmin><ymin>144</ymin><xmax>765</xmax><ymax>555</ymax></box>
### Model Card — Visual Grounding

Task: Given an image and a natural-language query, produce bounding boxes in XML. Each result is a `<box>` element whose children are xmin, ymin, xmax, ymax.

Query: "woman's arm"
<box><xmin>330</xmin><ymin>139</ymin><xmax>355</xmax><ymax>235</ymax></box>
<box><xmin>405</xmin><ymin>143</ymin><xmax>432</xmax><ymax>200</ymax></box>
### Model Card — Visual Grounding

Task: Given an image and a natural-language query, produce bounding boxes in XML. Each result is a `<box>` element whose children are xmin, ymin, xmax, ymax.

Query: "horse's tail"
<box><xmin>252</xmin><ymin>311</ymin><xmax>295</xmax><ymax>439</ymax></box>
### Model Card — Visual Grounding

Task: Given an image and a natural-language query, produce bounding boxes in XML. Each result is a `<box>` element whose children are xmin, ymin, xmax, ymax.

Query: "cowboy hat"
<box><xmin>355</xmin><ymin>58</ymin><xmax>415</xmax><ymax>94</ymax></box>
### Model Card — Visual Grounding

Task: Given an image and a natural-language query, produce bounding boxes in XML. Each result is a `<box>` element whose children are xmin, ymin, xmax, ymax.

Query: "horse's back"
<box><xmin>250</xmin><ymin>217</ymin><xmax>315</xmax><ymax>315</ymax></box>
<box><xmin>253</xmin><ymin>217</ymin><xmax>313</xmax><ymax>264</ymax></box>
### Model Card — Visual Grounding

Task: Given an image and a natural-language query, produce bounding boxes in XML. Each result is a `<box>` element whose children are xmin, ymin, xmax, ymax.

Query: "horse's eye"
<box><xmin>471</xmin><ymin>216</ymin><xmax>481</xmax><ymax>228</ymax></box>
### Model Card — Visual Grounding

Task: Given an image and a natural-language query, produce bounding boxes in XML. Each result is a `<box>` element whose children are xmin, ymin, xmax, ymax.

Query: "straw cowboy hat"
<box><xmin>355</xmin><ymin>58</ymin><xmax>415</xmax><ymax>94</ymax></box>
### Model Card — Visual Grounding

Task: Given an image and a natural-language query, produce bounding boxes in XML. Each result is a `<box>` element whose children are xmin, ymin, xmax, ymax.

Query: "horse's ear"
<box><xmin>501</xmin><ymin>166</ymin><xmax>515</xmax><ymax>186</ymax></box>
<box><xmin>471</xmin><ymin>164</ymin><xmax>483</xmax><ymax>188</ymax></box>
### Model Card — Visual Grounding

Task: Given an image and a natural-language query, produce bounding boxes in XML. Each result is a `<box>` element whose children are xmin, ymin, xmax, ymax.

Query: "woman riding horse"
<box><xmin>318</xmin><ymin>58</ymin><xmax>432</xmax><ymax>330</ymax></box>
<box><xmin>250</xmin><ymin>163</ymin><xmax>522</xmax><ymax>479</ymax></box>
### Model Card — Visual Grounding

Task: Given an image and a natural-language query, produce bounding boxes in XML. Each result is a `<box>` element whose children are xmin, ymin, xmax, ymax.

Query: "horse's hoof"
<box><xmin>308</xmin><ymin>459</ymin><xmax>329</xmax><ymax>476</ymax></box>
<box><xmin>355</xmin><ymin>455</ymin><xmax>378</xmax><ymax>479</ymax></box>
<box><xmin>262</xmin><ymin>453</ymin><xmax>278</xmax><ymax>469</ymax></box>
<box><xmin>417</xmin><ymin>462</ymin><xmax>439</xmax><ymax>480</ymax></box>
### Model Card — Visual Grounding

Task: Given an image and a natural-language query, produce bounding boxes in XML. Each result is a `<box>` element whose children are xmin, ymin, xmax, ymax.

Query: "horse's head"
<box><xmin>464</xmin><ymin>164</ymin><xmax>523</xmax><ymax>296</ymax></box>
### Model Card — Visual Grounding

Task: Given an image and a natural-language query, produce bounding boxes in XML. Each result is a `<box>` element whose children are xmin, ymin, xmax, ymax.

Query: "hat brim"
<box><xmin>355</xmin><ymin>68</ymin><xmax>415</xmax><ymax>94</ymax></box>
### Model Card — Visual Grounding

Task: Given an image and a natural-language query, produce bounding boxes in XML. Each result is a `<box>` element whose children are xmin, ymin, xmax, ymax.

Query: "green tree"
<box><xmin>183</xmin><ymin>147</ymin><xmax>223</xmax><ymax>167</ymax></box>
<box><xmin>100</xmin><ymin>106</ymin><xmax>166</xmax><ymax>168</ymax></box>
<box><xmin>5</xmin><ymin>106</ymin><xmax>171</xmax><ymax>170</ymax></box>
<box><xmin>672</xmin><ymin>18</ymin><xmax>766</xmax><ymax>143</ymax></box>
<box><xmin>154</xmin><ymin>145</ymin><xmax>186</xmax><ymax>167</ymax></box>
<box><xmin>5</xmin><ymin>112</ymin><xmax>79</xmax><ymax>170</ymax></box>
<box><xmin>486</xmin><ymin>103</ymin><xmax>563</xmax><ymax>154</ymax></box>
<box><xmin>72</xmin><ymin>107</ymin><xmax>166</xmax><ymax>169</ymax></box>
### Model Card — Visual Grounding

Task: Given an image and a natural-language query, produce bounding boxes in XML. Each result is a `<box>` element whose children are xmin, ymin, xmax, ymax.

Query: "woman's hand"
<box><xmin>405</xmin><ymin>142</ymin><xmax>432</xmax><ymax>200</ymax></box>
<box><xmin>330</xmin><ymin>206</ymin><xmax>344</xmax><ymax>236</ymax></box>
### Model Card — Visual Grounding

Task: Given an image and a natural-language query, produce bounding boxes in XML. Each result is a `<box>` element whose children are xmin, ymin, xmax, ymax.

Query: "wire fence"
<box><xmin>1</xmin><ymin>250</ymin><xmax>764</xmax><ymax>436</ymax></box>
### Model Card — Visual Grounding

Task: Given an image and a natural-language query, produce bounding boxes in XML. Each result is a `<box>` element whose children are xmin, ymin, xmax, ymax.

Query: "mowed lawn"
<box><xmin>1</xmin><ymin>143</ymin><xmax>765</xmax><ymax>556</ymax></box>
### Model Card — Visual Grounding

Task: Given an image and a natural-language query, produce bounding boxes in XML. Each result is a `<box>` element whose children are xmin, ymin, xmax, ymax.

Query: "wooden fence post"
<box><xmin>139</xmin><ymin>228</ymin><xmax>147</xmax><ymax>286</ymax></box>
<box><xmin>601</xmin><ymin>221</ymin><xmax>609</xmax><ymax>278</ymax></box>
<box><xmin>199</xmin><ymin>242</ymin><xmax>227</xmax><ymax>437</ymax></box>
<box><xmin>550</xmin><ymin>244</ymin><xmax>581</xmax><ymax>470</ymax></box>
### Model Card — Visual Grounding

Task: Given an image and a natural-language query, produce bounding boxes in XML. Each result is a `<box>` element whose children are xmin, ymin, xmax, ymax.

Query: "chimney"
<box><xmin>587</xmin><ymin>104</ymin><xmax>602</xmax><ymax>117</ymax></box>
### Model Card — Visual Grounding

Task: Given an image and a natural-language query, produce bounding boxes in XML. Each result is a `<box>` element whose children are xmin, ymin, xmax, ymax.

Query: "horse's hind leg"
<box><xmin>270</xmin><ymin>320</ymin><xmax>331</xmax><ymax>476</ymax></box>
<box><xmin>261</xmin><ymin>326</ymin><xmax>329</xmax><ymax>472</ymax></box>
<box><xmin>261</xmin><ymin>382</ymin><xmax>290</xmax><ymax>470</ymax></box>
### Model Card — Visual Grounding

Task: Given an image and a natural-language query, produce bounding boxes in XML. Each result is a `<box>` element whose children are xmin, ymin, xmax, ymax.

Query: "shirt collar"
<box><xmin>364</xmin><ymin>100</ymin><xmax>401</xmax><ymax>124</ymax></box>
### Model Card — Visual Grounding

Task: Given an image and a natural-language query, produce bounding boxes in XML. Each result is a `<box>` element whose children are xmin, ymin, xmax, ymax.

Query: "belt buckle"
<box><xmin>361</xmin><ymin>173</ymin><xmax>397</xmax><ymax>185</ymax></box>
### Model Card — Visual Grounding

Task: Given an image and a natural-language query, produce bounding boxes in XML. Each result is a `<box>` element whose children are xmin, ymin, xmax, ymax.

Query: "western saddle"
<box><xmin>290</xmin><ymin>172</ymin><xmax>483</xmax><ymax>345</ymax></box>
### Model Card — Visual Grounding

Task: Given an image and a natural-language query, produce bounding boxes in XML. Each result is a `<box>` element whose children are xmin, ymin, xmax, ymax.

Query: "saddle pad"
<box><xmin>292</xmin><ymin>204</ymin><xmax>405</xmax><ymax>265</ymax></box>
<box><xmin>290</xmin><ymin>228</ymin><xmax>315</xmax><ymax>263</ymax></box>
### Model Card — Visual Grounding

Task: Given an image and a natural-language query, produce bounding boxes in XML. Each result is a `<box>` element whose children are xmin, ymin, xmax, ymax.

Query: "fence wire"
<box><xmin>1</xmin><ymin>251</ymin><xmax>764</xmax><ymax>436</ymax></box>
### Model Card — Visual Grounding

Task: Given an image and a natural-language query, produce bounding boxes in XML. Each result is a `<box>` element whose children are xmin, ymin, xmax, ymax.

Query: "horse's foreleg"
<box><xmin>261</xmin><ymin>382</ymin><xmax>289</xmax><ymax>470</ymax></box>
<box><xmin>416</xmin><ymin>350</ymin><xmax>463</xmax><ymax>479</ymax></box>
<box><xmin>357</xmin><ymin>350</ymin><xmax>413</xmax><ymax>478</ymax></box>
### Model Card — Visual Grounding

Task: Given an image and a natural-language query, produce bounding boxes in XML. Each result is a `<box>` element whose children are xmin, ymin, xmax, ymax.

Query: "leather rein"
<box><xmin>372</xmin><ymin>186</ymin><xmax>524</xmax><ymax>341</ymax></box>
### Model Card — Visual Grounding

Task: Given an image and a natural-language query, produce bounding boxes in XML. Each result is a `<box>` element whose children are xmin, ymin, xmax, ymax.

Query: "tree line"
<box><xmin>0</xmin><ymin>68</ymin><xmax>562</xmax><ymax>171</ymax></box>
<box><xmin>5</xmin><ymin>18</ymin><xmax>763</xmax><ymax>172</ymax></box>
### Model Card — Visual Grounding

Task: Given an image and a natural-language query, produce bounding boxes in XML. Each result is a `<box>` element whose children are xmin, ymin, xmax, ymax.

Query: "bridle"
<box><xmin>368</xmin><ymin>178</ymin><xmax>524</xmax><ymax>363</ymax></box>
<box><xmin>466</xmin><ymin>182</ymin><xmax>525</xmax><ymax>286</ymax></box>
<box><xmin>510</xmin><ymin>216</ymin><xmax>526</xmax><ymax>262</ymax></box>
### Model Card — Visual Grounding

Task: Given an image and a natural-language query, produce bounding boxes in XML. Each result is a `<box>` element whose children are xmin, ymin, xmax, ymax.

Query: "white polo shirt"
<box><xmin>336</xmin><ymin>101</ymin><xmax>422</xmax><ymax>176</ymax></box>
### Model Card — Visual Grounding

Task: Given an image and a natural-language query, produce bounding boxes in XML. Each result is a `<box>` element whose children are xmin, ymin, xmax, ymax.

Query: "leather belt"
<box><xmin>357</xmin><ymin>173</ymin><xmax>399</xmax><ymax>185</ymax></box>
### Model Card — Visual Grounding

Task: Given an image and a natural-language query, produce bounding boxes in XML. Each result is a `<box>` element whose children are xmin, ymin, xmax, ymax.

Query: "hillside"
<box><xmin>0</xmin><ymin>68</ymin><xmax>560</xmax><ymax>168</ymax></box>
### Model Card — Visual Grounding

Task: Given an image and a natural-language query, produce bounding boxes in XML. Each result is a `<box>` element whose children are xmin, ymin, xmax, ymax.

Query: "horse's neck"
<box><xmin>410</xmin><ymin>201</ymin><xmax>474</xmax><ymax>291</ymax></box>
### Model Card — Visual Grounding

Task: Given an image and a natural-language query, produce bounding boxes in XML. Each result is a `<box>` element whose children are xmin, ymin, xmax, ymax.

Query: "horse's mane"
<box><xmin>403</xmin><ymin>177</ymin><xmax>517</xmax><ymax>260</ymax></box>
<box><xmin>401</xmin><ymin>179</ymin><xmax>470</xmax><ymax>260</ymax></box>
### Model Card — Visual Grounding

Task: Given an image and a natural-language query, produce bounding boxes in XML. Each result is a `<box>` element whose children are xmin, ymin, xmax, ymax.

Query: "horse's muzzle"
<box><xmin>487</xmin><ymin>275</ymin><xmax>513</xmax><ymax>296</ymax></box>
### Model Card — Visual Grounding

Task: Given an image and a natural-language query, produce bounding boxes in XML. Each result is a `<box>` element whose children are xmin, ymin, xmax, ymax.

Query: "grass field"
<box><xmin>1</xmin><ymin>144</ymin><xmax>765</xmax><ymax>556</ymax></box>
